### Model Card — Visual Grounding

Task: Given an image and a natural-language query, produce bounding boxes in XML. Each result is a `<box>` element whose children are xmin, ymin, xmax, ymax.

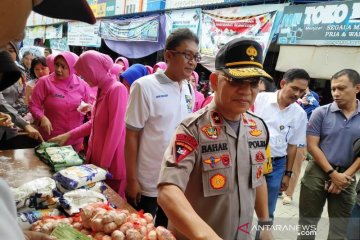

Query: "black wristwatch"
<box><xmin>284</xmin><ymin>170</ymin><xmax>293</xmax><ymax>177</ymax></box>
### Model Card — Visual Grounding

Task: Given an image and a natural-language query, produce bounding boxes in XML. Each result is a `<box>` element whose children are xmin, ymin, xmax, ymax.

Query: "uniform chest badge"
<box><xmin>210</xmin><ymin>173</ymin><xmax>226</xmax><ymax>190</ymax></box>
<box><xmin>255</xmin><ymin>151</ymin><xmax>265</xmax><ymax>163</ymax></box>
<box><xmin>256</xmin><ymin>165</ymin><xmax>263</xmax><ymax>180</ymax></box>
<box><xmin>201</xmin><ymin>125</ymin><xmax>221</xmax><ymax>139</ymax></box>
<box><xmin>175</xmin><ymin>134</ymin><xmax>198</xmax><ymax>163</ymax></box>
<box><xmin>221</xmin><ymin>154</ymin><xmax>230</xmax><ymax>166</ymax></box>
<box><xmin>204</xmin><ymin>156</ymin><xmax>221</xmax><ymax>168</ymax></box>
<box><xmin>248</xmin><ymin>119</ymin><xmax>257</xmax><ymax>130</ymax></box>
<box><xmin>249</xmin><ymin>129</ymin><xmax>262</xmax><ymax>136</ymax></box>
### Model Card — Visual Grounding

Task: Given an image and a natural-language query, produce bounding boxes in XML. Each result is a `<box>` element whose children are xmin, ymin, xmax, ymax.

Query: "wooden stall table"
<box><xmin>0</xmin><ymin>148</ymin><xmax>135</xmax><ymax>213</ymax></box>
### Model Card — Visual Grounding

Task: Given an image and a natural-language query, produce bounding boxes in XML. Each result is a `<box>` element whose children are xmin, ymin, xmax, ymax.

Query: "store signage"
<box><xmin>67</xmin><ymin>22</ymin><xmax>101</xmax><ymax>47</ymax></box>
<box><xmin>278</xmin><ymin>0</ymin><xmax>360</xmax><ymax>46</ymax></box>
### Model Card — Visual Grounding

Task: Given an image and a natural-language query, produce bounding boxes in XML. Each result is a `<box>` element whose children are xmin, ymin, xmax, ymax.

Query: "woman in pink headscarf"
<box><xmin>30</xmin><ymin>51</ymin><xmax>92</xmax><ymax>151</ymax></box>
<box><xmin>49</xmin><ymin>51</ymin><xmax>128</xmax><ymax>197</ymax></box>
<box><xmin>115</xmin><ymin>56</ymin><xmax>129</xmax><ymax>73</ymax></box>
<box><xmin>189</xmin><ymin>71</ymin><xmax>205</xmax><ymax>112</ymax></box>
<box><xmin>153</xmin><ymin>61</ymin><xmax>167</xmax><ymax>73</ymax></box>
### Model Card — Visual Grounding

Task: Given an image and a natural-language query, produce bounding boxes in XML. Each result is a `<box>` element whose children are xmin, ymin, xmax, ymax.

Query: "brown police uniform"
<box><xmin>158</xmin><ymin>101</ymin><xmax>269</xmax><ymax>240</ymax></box>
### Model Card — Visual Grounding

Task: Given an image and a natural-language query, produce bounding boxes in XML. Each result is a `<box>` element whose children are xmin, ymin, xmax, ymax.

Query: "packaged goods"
<box><xmin>53</xmin><ymin>164</ymin><xmax>111</xmax><ymax>190</ymax></box>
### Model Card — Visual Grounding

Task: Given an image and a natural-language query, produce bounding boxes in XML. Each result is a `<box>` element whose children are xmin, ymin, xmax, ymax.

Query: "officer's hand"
<box><xmin>0</xmin><ymin>112</ymin><xmax>14</xmax><ymax>127</ymax></box>
<box><xmin>49</xmin><ymin>132</ymin><xmax>70</xmax><ymax>146</ymax></box>
<box><xmin>125</xmin><ymin>179</ymin><xmax>141</xmax><ymax>208</ymax></box>
<box><xmin>40</xmin><ymin>116</ymin><xmax>53</xmax><ymax>135</ymax></box>
<box><xmin>259</xmin><ymin>228</ymin><xmax>275</xmax><ymax>240</ymax></box>
<box><xmin>280</xmin><ymin>175</ymin><xmax>290</xmax><ymax>191</ymax></box>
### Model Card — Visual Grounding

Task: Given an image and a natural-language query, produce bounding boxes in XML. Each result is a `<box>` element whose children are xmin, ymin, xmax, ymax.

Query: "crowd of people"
<box><xmin>0</xmin><ymin>0</ymin><xmax>359</xmax><ymax>240</ymax></box>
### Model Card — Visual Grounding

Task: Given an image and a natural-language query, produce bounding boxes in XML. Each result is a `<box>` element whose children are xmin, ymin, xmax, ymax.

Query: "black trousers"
<box><xmin>0</xmin><ymin>134</ymin><xmax>39</xmax><ymax>150</ymax></box>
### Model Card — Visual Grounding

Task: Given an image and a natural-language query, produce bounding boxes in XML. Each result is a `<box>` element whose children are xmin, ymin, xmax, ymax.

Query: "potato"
<box><xmin>72</xmin><ymin>222</ymin><xmax>82</xmax><ymax>230</ymax></box>
<box><xmin>120</xmin><ymin>222</ymin><xmax>133</xmax><ymax>233</ymax></box>
<box><xmin>112</xmin><ymin>230</ymin><xmax>125</xmax><ymax>240</ymax></box>
<box><xmin>114</xmin><ymin>212</ymin><xmax>127</xmax><ymax>226</ymax></box>
<box><xmin>146</xmin><ymin>223</ymin><xmax>155</xmax><ymax>231</ymax></box>
<box><xmin>93</xmin><ymin>232</ymin><xmax>105</xmax><ymax>240</ymax></box>
<box><xmin>90</xmin><ymin>218</ymin><xmax>103</xmax><ymax>232</ymax></box>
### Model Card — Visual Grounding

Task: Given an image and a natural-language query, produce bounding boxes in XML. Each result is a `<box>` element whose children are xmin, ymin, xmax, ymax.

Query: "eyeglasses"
<box><xmin>168</xmin><ymin>50</ymin><xmax>201</xmax><ymax>63</ymax></box>
<box><xmin>218</xmin><ymin>72</ymin><xmax>260</xmax><ymax>88</ymax></box>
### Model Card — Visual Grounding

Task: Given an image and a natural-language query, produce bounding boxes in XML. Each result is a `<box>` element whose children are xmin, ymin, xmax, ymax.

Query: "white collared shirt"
<box><xmin>253</xmin><ymin>91</ymin><xmax>307</xmax><ymax>157</ymax></box>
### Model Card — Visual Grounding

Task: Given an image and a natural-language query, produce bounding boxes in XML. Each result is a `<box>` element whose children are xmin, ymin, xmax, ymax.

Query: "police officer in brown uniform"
<box><xmin>158</xmin><ymin>39</ymin><xmax>274</xmax><ymax>240</ymax></box>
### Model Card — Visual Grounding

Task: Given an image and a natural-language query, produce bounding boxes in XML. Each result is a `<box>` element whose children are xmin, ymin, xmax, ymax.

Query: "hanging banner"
<box><xmin>200</xmin><ymin>12</ymin><xmax>276</xmax><ymax>58</ymax></box>
<box><xmin>165</xmin><ymin>0</ymin><xmax>222</xmax><ymax>9</ymax></box>
<box><xmin>278</xmin><ymin>0</ymin><xmax>360</xmax><ymax>46</ymax></box>
<box><xmin>165</xmin><ymin>8</ymin><xmax>201</xmax><ymax>36</ymax></box>
<box><xmin>100</xmin><ymin>15</ymin><xmax>160</xmax><ymax>42</ymax></box>
<box><xmin>45</xmin><ymin>24</ymin><xmax>63</xmax><ymax>39</ymax></box>
<box><xmin>67</xmin><ymin>22</ymin><xmax>101</xmax><ymax>47</ymax></box>
<box><xmin>26</xmin><ymin>12</ymin><xmax>64</xmax><ymax>26</ymax></box>
<box><xmin>50</xmin><ymin>38</ymin><xmax>70</xmax><ymax>51</ymax></box>
<box><xmin>25</xmin><ymin>26</ymin><xmax>46</xmax><ymax>39</ymax></box>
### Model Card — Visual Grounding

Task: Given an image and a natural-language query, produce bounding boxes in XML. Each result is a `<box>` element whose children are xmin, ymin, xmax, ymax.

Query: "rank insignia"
<box><xmin>256</xmin><ymin>165</ymin><xmax>263</xmax><ymax>180</ymax></box>
<box><xmin>210</xmin><ymin>173</ymin><xmax>226</xmax><ymax>190</ymax></box>
<box><xmin>175</xmin><ymin>134</ymin><xmax>198</xmax><ymax>163</ymax></box>
<box><xmin>255</xmin><ymin>151</ymin><xmax>265</xmax><ymax>163</ymax></box>
<box><xmin>221</xmin><ymin>154</ymin><xmax>230</xmax><ymax>166</ymax></box>
<box><xmin>201</xmin><ymin>124</ymin><xmax>220</xmax><ymax>139</ymax></box>
<box><xmin>204</xmin><ymin>156</ymin><xmax>221</xmax><ymax>168</ymax></box>
<box><xmin>246</xmin><ymin>45</ymin><xmax>258</xmax><ymax>61</ymax></box>
<box><xmin>211</xmin><ymin>111</ymin><xmax>222</xmax><ymax>125</ymax></box>
<box><xmin>249</xmin><ymin>129</ymin><xmax>262</xmax><ymax>137</ymax></box>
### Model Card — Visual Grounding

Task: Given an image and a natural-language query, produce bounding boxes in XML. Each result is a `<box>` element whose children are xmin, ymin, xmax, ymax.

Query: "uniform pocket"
<box><xmin>201</xmin><ymin>151</ymin><xmax>232</xmax><ymax>197</ymax></box>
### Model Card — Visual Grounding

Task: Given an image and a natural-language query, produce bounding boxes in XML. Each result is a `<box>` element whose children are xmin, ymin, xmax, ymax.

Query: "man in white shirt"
<box><xmin>125</xmin><ymin>28</ymin><xmax>198</xmax><ymax>226</ymax></box>
<box><xmin>253</xmin><ymin>69</ymin><xmax>309</xmax><ymax>219</ymax></box>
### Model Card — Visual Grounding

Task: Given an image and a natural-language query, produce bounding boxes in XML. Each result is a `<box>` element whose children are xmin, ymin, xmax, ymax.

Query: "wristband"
<box><xmin>258</xmin><ymin>219</ymin><xmax>273</xmax><ymax>228</ymax></box>
<box><xmin>326</xmin><ymin>169</ymin><xmax>335</xmax><ymax>176</ymax></box>
<box><xmin>284</xmin><ymin>170</ymin><xmax>293</xmax><ymax>177</ymax></box>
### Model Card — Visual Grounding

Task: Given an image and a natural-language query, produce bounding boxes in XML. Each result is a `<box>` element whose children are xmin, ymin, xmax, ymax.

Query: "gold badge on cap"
<box><xmin>246</xmin><ymin>45</ymin><xmax>257</xmax><ymax>61</ymax></box>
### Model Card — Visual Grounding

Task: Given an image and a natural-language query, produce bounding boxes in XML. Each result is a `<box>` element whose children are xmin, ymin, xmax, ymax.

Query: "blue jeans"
<box><xmin>265</xmin><ymin>156</ymin><xmax>286</xmax><ymax>219</ymax></box>
<box><xmin>347</xmin><ymin>203</ymin><xmax>360</xmax><ymax>240</ymax></box>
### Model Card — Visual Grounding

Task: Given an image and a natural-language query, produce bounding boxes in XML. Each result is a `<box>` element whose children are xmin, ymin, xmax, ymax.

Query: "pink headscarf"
<box><xmin>46</xmin><ymin>54</ymin><xmax>55</xmax><ymax>73</ymax></box>
<box><xmin>75</xmin><ymin>50</ymin><xmax>119</xmax><ymax>95</ymax></box>
<box><xmin>114</xmin><ymin>56</ymin><xmax>129</xmax><ymax>70</ymax></box>
<box><xmin>51</xmin><ymin>51</ymin><xmax>80</xmax><ymax>90</ymax></box>
<box><xmin>145</xmin><ymin>65</ymin><xmax>153</xmax><ymax>74</ymax></box>
<box><xmin>192</xmin><ymin>71</ymin><xmax>199</xmax><ymax>85</ymax></box>
<box><xmin>153</xmin><ymin>61</ymin><xmax>167</xmax><ymax>72</ymax></box>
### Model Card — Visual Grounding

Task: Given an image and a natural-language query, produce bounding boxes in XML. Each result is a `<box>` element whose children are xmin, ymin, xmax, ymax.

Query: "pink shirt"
<box><xmin>68</xmin><ymin>51</ymin><xmax>128</xmax><ymax>197</ymax></box>
<box><xmin>193</xmin><ymin>90</ymin><xmax>205</xmax><ymax>112</ymax></box>
<box><xmin>30</xmin><ymin>52</ymin><xmax>92</xmax><ymax>150</ymax></box>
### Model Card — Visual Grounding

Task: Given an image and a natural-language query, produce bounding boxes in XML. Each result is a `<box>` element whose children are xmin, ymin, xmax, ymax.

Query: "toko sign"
<box><xmin>278</xmin><ymin>0</ymin><xmax>360</xmax><ymax>46</ymax></box>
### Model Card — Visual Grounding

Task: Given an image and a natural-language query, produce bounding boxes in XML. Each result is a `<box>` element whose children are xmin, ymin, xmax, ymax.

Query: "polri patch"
<box><xmin>175</xmin><ymin>134</ymin><xmax>198</xmax><ymax>163</ymax></box>
<box><xmin>248</xmin><ymin>119</ymin><xmax>257</xmax><ymax>130</ymax></box>
<box><xmin>201</xmin><ymin>124</ymin><xmax>220</xmax><ymax>139</ymax></box>
<box><xmin>210</xmin><ymin>173</ymin><xmax>226</xmax><ymax>190</ymax></box>
<box><xmin>256</xmin><ymin>165</ymin><xmax>263</xmax><ymax>180</ymax></box>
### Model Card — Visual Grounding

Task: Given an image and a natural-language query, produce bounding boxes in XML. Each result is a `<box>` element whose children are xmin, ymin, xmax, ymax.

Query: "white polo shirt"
<box><xmin>253</xmin><ymin>91</ymin><xmax>307</xmax><ymax>157</ymax></box>
<box><xmin>125</xmin><ymin>70</ymin><xmax>194</xmax><ymax>197</ymax></box>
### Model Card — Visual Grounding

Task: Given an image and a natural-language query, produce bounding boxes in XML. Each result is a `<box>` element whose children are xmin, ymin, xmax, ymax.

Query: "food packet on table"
<box><xmin>56</xmin><ymin>181</ymin><xmax>107</xmax><ymax>194</ymax></box>
<box><xmin>17</xmin><ymin>208</ymin><xmax>63</xmax><ymax>230</ymax></box>
<box><xmin>53</xmin><ymin>164</ymin><xmax>111</xmax><ymax>190</ymax></box>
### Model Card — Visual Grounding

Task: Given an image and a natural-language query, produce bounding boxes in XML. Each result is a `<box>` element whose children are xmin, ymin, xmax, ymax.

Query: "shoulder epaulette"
<box><xmin>181</xmin><ymin>107</ymin><xmax>207</xmax><ymax>128</ymax></box>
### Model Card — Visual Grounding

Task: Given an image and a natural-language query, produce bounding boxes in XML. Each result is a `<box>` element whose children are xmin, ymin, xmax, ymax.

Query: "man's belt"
<box><xmin>271</xmin><ymin>156</ymin><xmax>286</xmax><ymax>161</ymax></box>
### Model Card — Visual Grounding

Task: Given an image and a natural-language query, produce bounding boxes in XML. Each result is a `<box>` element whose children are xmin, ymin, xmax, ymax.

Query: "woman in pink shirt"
<box><xmin>29</xmin><ymin>51</ymin><xmax>92</xmax><ymax>151</ymax></box>
<box><xmin>189</xmin><ymin>71</ymin><xmax>205</xmax><ymax>112</ymax></box>
<box><xmin>50</xmin><ymin>51</ymin><xmax>128</xmax><ymax>198</ymax></box>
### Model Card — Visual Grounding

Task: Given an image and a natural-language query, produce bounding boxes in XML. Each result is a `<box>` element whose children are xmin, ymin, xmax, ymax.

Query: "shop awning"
<box><xmin>276</xmin><ymin>45</ymin><xmax>360</xmax><ymax>79</ymax></box>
